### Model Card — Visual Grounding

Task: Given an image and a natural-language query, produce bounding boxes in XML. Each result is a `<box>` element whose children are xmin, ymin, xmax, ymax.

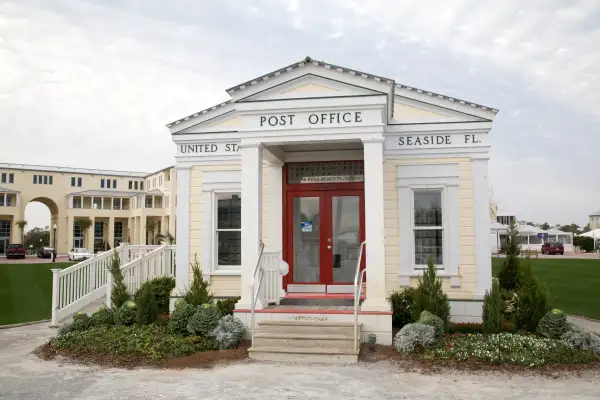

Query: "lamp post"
<box><xmin>53</xmin><ymin>223</ymin><xmax>57</xmax><ymax>262</ymax></box>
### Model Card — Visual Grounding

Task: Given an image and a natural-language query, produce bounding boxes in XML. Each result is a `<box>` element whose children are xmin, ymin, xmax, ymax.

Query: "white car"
<box><xmin>68</xmin><ymin>248</ymin><xmax>94</xmax><ymax>261</ymax></box>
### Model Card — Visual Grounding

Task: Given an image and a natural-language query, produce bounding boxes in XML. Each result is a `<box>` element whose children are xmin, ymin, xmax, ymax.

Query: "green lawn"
<box><xmin>492</xmin><ymin>257</ymin><xmax>600</xmax><ymax>320</ymax></box>
<box><xmin>0</xmin><ymin>262</ymin><xmax>74</xmax><ymax>325</ymax></box>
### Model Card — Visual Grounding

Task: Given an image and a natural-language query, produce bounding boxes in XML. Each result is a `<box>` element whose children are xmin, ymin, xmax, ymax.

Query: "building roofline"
<box><xmin>0</xmin><ymin>162</ymin><xmax>149</xmax><ymax>178</ymax></box>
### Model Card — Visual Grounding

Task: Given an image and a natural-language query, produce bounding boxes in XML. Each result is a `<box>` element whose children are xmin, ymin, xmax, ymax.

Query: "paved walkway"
<box><xmin>1</xmin><ymin>323</ymin><xmax>600</xmax><ymax>399</ymax></box>
<box><xmin>568</xmin><ymin>315</ymin><xmax>600</xmax><ymax>335</ymax></box>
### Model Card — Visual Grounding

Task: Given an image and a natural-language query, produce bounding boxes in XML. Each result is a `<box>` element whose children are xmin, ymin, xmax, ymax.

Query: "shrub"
<box><xmin>394</xmin><ymin>323</ymin><xmax>436</xmax><ymax>354</ymax></box>
<box><xmin>561</xmin><ymin>325</ymin><xmax>600</xmax><ymax>354</ymax></box>
<box><xmin>210</xmin><ymin>315</ymin><xmax>246</xmax><ymax>349</ymax></box>
<box><xmin>216</xmin><ymin>297</ymin><xmax>240</xmax><ymax>317</ymax></box>
<box><xmin>183</xmin><ymin>255</ymin><xmax>214</xmax><ymax>306</ymax></box>
<box><xmin>417</xmin><ymin>311</ymin><xmax>444</xmax><ymax>337</ymax></box>
<box><xmin>113</xmin><ymin>300</ymin><xmax>137</xmax><ymax>326</ymax></box>
<box><xmin>498</xmin><ymin>219</ymin><xmax>521</xmax><ymax>291</ymax></box>
<box><xmin>411</xmin><ymin>257</ymin><xmax>450</xmax><ymax>328</ymax></box>
<box><xmin>537</xmin><ymin>309</ymin><xmax>569</xmax><ymax>339</ymax></box>
<box><xmin>169</xmin><ymin>303</ymin><xmax>197</xmax><ymax>334</ymax></box>
<box><xmin>108</xmin><ymin>250</ymin><xmax>131</xmax><ymax>309</ymax></box>
<box><xmin>574</xmin><ymin>236</ymin><xmax>594</xmax><ymax>252</ymax></box>
<box><xmin>187</xmin><ymin>304</ymin><xmax>220</xmax><ymax>336</ymax></box>
<box><xmin>72</xmin><ymin>312</ymin><xmax>91</xmax><ymax>331</ymax></box>
<box><xmin>389</xmin><ymin>287</ymin><xmax>417</xmax><ymax>328</ymax></box>
<box><xmin>174</xmin><ymin>298</ymin><xmax>187</xmax><ymax>310</ymax></box>
<box><xmin>136</xmin><ymin>284</ymin><xmax>159</xmax><ymax>325</ymax></box>
<box><xmin>482</xmin><ymin>278</ymin><xmax>504</xmax><ymax>333</ymax></box>
<box><xmin>514</xmin><ymin>261</ymin><xmax>550</xmax><ymax>332</ymax></box>
<box><xmin>90</xmin><ymin>307</ymin><xmax>114</xmax><ymax>327</ymax></box>
<box><xmin>430</xmin><ymin>333</ymin><xmax>600</xmax><ymax>367</ymax></box>
<box><xmin>134</xmin><ymin>277</ymin><xmax>176</xmax><ymax>315</ymax></box>
<box><xmin>367</xmin><ymin>333</ymin><xmax>377</xmax><ymax>346</ymax></box>
<box><xmin>49</xmin><ymin>325</ymin><xmax>217</xmax><ymax>361</ymax></box>
<box><xmin>447</xmin><ymin>322</ymin><xmax>484</xmax><ymax>334</ymax></box>
<box><xmin>501</xmin><ymin>289</ymin><xmax>519</xmax><ymax>317</ymax></box>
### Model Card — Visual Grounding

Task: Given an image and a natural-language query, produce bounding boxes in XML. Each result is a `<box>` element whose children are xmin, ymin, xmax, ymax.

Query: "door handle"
<box><xmin>327</xmin><ymin>245</ymin><xmax>332</xmax><ymax>250</ymax></box>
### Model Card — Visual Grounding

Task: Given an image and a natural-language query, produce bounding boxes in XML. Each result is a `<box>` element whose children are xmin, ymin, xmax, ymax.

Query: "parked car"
<box><xmin>68</xmin><ymin>248</ymin><xmax>93</xmax><ymax>261</ymax></box>
<box><xmin>37</xmin><ymin>247</ymin><xmax>56</xmax><ymax>259</ymax></box>
<box><xmin>541</xmin><ymin>242</ymin><xmax>564</xmax><ymax>255</ymax></box>
<box><xmin>6</xmin><ymin>244</ymin><xmax>26</xmax><ymax>259</ymax></box>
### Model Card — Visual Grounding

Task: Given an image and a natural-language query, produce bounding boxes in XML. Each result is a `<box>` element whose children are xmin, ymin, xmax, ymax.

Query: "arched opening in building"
<box><xmin>24</xmin><ymin>197</ymin><xmax>59</xmax><ymax>254</ymax></box>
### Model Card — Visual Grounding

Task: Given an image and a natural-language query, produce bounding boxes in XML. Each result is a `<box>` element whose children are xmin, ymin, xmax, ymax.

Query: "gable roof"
<box><xmin>166</xmin><ymin>56</ymin><xmax>498</xmax><ymax>129</ymax></box>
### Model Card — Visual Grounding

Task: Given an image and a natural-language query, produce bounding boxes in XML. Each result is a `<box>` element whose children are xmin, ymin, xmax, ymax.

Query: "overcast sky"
<box><xmin>2</xmin><ymin>0</ymin><xmax>599</xmax><ymax>229</ymax></box>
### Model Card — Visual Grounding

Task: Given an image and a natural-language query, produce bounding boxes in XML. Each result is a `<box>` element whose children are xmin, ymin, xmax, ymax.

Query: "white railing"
<box><xmin>353</xmin><ymin>241</ymin><xmax>367</xmax><ymax>351</ymax></box>
<box><xmin>50</xmin><ymin>246</ymin><xmax>123</xmax><ymax>326</ymax></box>
<box><xmin>107</xmin><ymin>244</ymin><xmax>176</xmax><ymax>307</ymax></box>
<box><xmin>260</xmin><ymin>251</ymin><xmax>285</xmax><ymax>304</ymax></box>
<box><xmin>126</xmin><ymin>245</ymin><xmax>162</xmax><ymax>261</ymax></box>
<box><xmin>250</xmin><ymin>242</ymin><xmax>266</xmax><ymax>347</ymax></box>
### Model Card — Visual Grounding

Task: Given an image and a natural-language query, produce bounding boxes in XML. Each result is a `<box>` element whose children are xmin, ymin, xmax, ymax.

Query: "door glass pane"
<box><xmin>293</xmin><ymin>197</ymin><xmax>320</xmax><ymax>283</ymax></box>
<box><xmin>332</xmin><ymin>196</ymin><xmax>360</xmax><ymax>283</ymax></box>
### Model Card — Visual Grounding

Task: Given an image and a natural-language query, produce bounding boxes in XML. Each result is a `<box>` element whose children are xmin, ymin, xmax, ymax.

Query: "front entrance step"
<box><xmin>279</xmin><ymin>297</ymin><xmax>358</xmax><ymax>307</ymax></box>
<box><xmin>258</xmin><ymin>320</ymin><xmax>359</xmax><ymax>335</ymax></box>
<box><xmin>254</xmin><ymin>332</ymin><xmax>355</xmax><ymax>349</ymax></box>
<box><xmin>248</xmin><ymin>347</ymin><xmax>359</xmax><ymax>364</ymax></box>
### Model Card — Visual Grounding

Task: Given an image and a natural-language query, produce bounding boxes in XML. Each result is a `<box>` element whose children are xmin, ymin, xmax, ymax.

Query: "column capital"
<box><xmin>361</xmin><ymin>136</ymin><xmax>385</xmax><ymax>144</ymax></box>
<box><xmin>240</xmin><ymin>142</ymin><xmax>263</xmax><ymax>149</ymax></box>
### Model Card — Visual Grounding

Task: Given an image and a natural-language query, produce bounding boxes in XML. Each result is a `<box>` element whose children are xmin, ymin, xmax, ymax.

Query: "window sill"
<box><xmin>211</xmin><ymin>269</ymin><xmax>241</xmax><ymax>276</ymax></box>
<box><xmin>398</xmin><ymin>271</ymin><xmax>460</xmax><ymax>288</ymax></box>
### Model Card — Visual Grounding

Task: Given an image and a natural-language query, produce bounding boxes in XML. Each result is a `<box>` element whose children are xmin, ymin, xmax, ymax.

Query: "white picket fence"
<box><xmin>50</xmin><ymin>244</ymin><xmax>174</xmax><ymax>326</ymax></box>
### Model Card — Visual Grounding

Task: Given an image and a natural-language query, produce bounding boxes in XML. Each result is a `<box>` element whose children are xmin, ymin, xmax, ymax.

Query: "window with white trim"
<box><xmin>413</xmin><ymin>189</ymin><xmax>443</xmax><ymax>265</ymax></box>
<box><xmin>215</xmin><ymin>193</ymin><xmax>241</xmax><ymax>268</ymax></box>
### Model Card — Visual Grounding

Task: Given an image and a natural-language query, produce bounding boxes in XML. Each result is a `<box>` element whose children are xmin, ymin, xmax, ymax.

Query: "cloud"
<box><xmin>1</xmin><ymin>0</ymin><xmax>598</xmax><ymax>227</ymax></box>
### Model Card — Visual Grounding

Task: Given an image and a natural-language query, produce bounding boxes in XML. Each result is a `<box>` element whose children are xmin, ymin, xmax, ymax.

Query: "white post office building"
<box><xmin>168</xmin><ymin>57</ymin><xmax>498</xmax><ymax>347</ymax></box>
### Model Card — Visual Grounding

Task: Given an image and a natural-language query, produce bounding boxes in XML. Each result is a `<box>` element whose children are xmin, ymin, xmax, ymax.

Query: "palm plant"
<box><xmin>74</xmin><ymin>218</ymin><xmax>93</xmax><ymax>249</ymax></box>
<box><xmin>145</xmin><ymin>220</ymin><xmax>157</xmax><ymax>245</ymax></box>
<box><xmin>156</xmin><ymin>232</ymin><xmax>176</xmax><ymax>244</ymax></box>
<box><xmin>15</xmin><ymin>220</ymin><xmax>27</xmax><ymax>244</ymax></box>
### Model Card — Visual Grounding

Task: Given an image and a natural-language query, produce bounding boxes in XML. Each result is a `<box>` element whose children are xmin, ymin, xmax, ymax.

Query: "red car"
<box><xmin>6</xmin><ymin>244</ymin><xmax>26</xmax><ymax>259</ymax></box>
<box><xmin>541</xmin><ymin>242</ymin><xmax>564</xmax><ymax>255</ymax></box>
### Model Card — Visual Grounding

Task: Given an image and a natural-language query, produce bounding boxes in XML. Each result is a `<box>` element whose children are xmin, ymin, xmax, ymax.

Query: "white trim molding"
<box><xmin>174</xmin><ymin>164</ymin><xmax>191</xmax><ymax>296</ymax></box>
<box><xmin>396</xmin><ymin>163</ymin><xmax>461</xmax><ymax>287</ymax></box>
<box><xmin>472</xmin><ymin>158</ymin><xmax>492</xmax><ymax>298</ymax></box>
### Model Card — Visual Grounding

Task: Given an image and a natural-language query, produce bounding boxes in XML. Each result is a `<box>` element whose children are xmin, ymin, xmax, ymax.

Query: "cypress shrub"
<box><xmin>482</xmin><ymin>278</ymin><xmax>504</xmax><ymax>333</ymax></box>
<box><xmin>514</xmin><ymin>261</ymin><xmax>550</xmax><ymax>332</ymax></box>
<box><xmin>216</xmin><ymin>297</ymin><xmax>240</xmax><ymax>317</ymax></box>
<box><xmin>134</xmin><ymin>277</ymin><xmax>176</xmax><ymax>315</ymax></box>
<box><xmin>498</xmin><ymin>219</ymin><xmax>521</xmax><ymax>291</ymax></box>
<box><xmin>107</xmin><ymin>250</ymin><xmax>131</xmax><ymax>309</ymax></box>
<box><xmin>389</xmin><ymin>287</ymin><xmax>417</xmax><ymax>328</ymax></box>
<box><xmin>183</xmin><ymin>255</ymin><xmax>214</xmax><ymax>306</ymax></box>
<box><xmin>136</xmin><ymin>284</ymin><xmax>159</xmax><ymax>325</ymax></box>
<box><xmin>411</xmin><ymin>257</ymin><xmax>450</xmax><ymax>329</ymax></box>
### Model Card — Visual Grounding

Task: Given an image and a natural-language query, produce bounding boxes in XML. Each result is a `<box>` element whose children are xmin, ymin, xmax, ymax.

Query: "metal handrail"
<box><xmin>250</xmin><ymin>241</ymin><xmax>265</xmax><ymax>347</ymax></box>
<box><xmin>353</xmin><ymin>241</ymin><xmax>366</xmax><ymax>351</ymax></box>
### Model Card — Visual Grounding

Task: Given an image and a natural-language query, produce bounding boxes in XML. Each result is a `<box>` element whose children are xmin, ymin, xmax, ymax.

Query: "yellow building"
<box><xmin>0</xmin><ymin>164</ymin><xmax>176</xmax><ymax>255</ymax></box>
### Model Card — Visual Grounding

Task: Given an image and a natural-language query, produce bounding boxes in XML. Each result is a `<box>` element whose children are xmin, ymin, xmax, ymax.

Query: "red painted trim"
<box><xmin>284</xmin><ymin>293</ymin><xmax>365</xmax><ymax>300</ymax></box>
<box><xmin>234</xmin><ymin>309</ymin><xmax>392</xmax><ymax>315</ymax></box>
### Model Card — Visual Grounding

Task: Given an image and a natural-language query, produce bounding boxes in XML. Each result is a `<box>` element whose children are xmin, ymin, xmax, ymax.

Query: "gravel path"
<box><xmin>1</xmin><ymin>323</ymin><xmax>599</xmax><ymax>400</ymax></box>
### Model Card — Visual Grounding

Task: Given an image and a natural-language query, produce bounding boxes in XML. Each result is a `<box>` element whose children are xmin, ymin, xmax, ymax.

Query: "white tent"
<box><xmin>580</xmin><ymin>229</ymin><xmax>600</xmax><ymax>238</ymax></box>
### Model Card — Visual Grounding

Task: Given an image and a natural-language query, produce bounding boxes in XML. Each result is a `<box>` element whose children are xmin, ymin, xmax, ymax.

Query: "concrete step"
<box><xmin>254</xmin><ymin>332</ymin><xmax>356</xmax><ymax>349</ymax></box>
<box><xmin>258</xmin><ymin>320</ymin><xmax>359</xmax><ymax>335</ymax></box>
<box><xmin>279</xmin><ymin>298</ymin><xmax>361</xmax><ymax>307</ymax></box>
<box><xmin>248</xmin><ymin>346</ymin><xmax>359</xmax><ymax>364</ymax></box>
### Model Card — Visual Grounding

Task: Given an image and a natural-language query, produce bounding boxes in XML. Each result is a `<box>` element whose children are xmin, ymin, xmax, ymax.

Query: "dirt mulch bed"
<box><xmin>34</xmin><ymin>341</ymin><xmax>251</xmax><ymax>370</ymax></box>
<box><xmin>359</xmin><ymin>344</ymin><xmax>600</xmax><ymax>377</ymax></box>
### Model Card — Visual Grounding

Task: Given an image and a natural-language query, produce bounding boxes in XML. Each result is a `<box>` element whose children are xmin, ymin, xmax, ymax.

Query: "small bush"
<box><xmin>210</xmin><ymin>315</ymin><xmax>246</xmax><ymax>349</ymax></box>
<box><xmin>537</xmin><ymin>309</ymin><xmax>569</xmax><ymax>339</ymax></box>
<box><xmin>169</xmin><ymin>303</ymin><xmax>197</xmax><ymax>334</ymax></box>
<box><xmin>561</xmin><ymin>325</ymin><xmax>600</xmax><ymax>354</ymax></box>
<box><xmin>411</xmin><ymin>257</ymin><xmax>450</xmax><ymax>328</ymax></box>
<box><xmin>430</xmin><ymin>333</ymin><xmax>600</xmax><ymax>367</ymax></box>
<box><xmin>187</xmin><ymin>304</ymin><xmax>220</xmax><ymax>336</ymax></box>
<box><xmin>501</xmin><ymin>289</ymin><xmax>519</xmax><ymax>317</ymax></box>
<box><xmin>114</xmin><ymin>301</ymin><xmax>137</xmax><ymax>326</ymax></box>
<box><xmin>417</xmin><ymin>311</ymin><xmax>444</xmax><ymax>337</ymax></box>
<box><xmin>514</xmin><ymin>262</ymin><xmax>550</xmax><ymax>332</ymax></box>
<box><xmin>134</xmin><ymin>277</ymin><xmax>176</xmax><ymax>315</ymax></box>
<box><xmin>498</xmin><ymin>219</ymin><xmax>521</xmax><ymax>291</ymax></box>
<box><xmin>447</xmin><ymin>322</ymin><xmax>484</xmax><ymax>334</ymax></box>
<box><xmin>389</xmin><ymin>287</ymin><xmax>417</xmax><ymax>328</ymax></box>
<box><xmin>482</xmin><ymin>279</ymin><xmax>504</xmax><ymax>333</ymax></box>
<box><xmin>367</xmin><ymin>333</ymin><xmax>377</xmax><ymax>346</ymax></box>
<box><xmin>394</xmin><ymin>323</ymin><xmax>436</xmax><ymax>354</ymax></box>
<box><xmin>108</xmin><ymin>250</ymin><xmax>131</xmax><ymax>309</ymax></box>
<box><xmin>72</xmin><ymin>312</ymin><xmax>91</xmax><ymax>331</ymax></box>
<box><xmin>90</xmin><ymin>307</ymin><xmax>114</xmax><ymax>327</ymax></box>
<box><xmin>136</xmin><ymin>284</ymin><xmax>159</xmax><ymax>325</ymax></box>
<box><xmin>49</xmin><ymin>325</ymin><xmax>217</xmax><ymax>361</ymax></box>
<box><xmin>183</xmin><ymin>255</ymin><xmax>214</xmax><ymax>306</ymax></box>
<box><xmin>216</xmin><ymin>297</ymin><xmax>240</xmax><ymax>317</ymax></box>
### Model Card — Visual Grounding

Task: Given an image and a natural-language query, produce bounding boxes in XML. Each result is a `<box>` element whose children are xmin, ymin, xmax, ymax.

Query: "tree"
<box><xmin>559</xmin><ymin>223</ymin><xmax>580</xmax><ymax>234</ymax></box>
<box><xmin>145</xmin><ymin>220</ymin><xmax>157</xmax><ymax>245</ymax></box>
<box><xmin>540</xmin><ymin>222</ymin><xmax>550</xmax><ymax>230</ymax></box>
<box><xmin>24</xmin><ymin>227</ymin><xmax>50</xmax><ymax>250</ymax></box>
<box><xmin>514</xmin><ymin>261</ymin><xmax>550</xmax><ymax>332</ymax></box>
<box><xmin>156</xmin><ymin>232</ymin><xmax>176</xmax><ymax>244</ymax></box>
<box><xmin>482</xmin><ymin>279</ymin><xmax>503</xmax><ymax>333</ymax></box>
<box><xmin>411</xmin><ymin>256</ymin><xmax>451</xmax><ymax>328</ymax></box>
<box><xmin>582</xmin><ymin>223</ymin><xmax>591</xmax><ymax>233</ymax></box>
<box><xmin>15</xmin><ymin>220</ymin><xmax>27</xmax><ymax>244</ymax></box>
<box><xmin>107</xmin><ymin>249</ymin><xmax>131</xmax><ymax>308</ymax></box>
<box><xmin>74</xmin><ymin>218</ymin><xmax>93</xmax><ymax>249</ymax></box>
<box><xmin>183</xmin><ymin>254</ymin><xmax>213</xmax><ymax>306</ymax></box>
<box><xmin>498</xmin><ymin>218</ymin><xmax>521</xmax><ymax>291</ymax></box>
<box><xmin>526</xmin><ymin>222</ymin><xmax>535</xmax><ymax>227</ymax></box>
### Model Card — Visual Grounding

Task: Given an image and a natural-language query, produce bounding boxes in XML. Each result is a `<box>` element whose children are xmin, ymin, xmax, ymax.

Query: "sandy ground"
<box><xmin>1</xmin><ymin>323</ymin><xmax>600</xmax><ymax>400</ymax></box>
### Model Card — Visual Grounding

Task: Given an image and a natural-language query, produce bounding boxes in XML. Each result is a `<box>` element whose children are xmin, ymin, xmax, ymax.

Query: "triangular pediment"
<box><xmin>391</xmin><ymin>96</ymin><xmax>487</xmax><ymax>123</ymax></box>
<box><xmin>237</xmin><ymin>73</ymin><xmax>384</xmax><ymax>102</ymax></box>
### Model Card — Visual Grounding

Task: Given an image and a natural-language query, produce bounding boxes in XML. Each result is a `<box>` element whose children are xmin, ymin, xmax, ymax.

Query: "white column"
<box><xmin>267</xmin><ymin>160</ymin><xmax>283</xmax><ymax>253</ymax></box>
<box><xmin>472</xmin><ymin>157</ymin><xmax>492</xmax><ymax>298</ymax></box>
<box><xmin>361</xmin><ymin>137</ymin><xmax>389</xmax><ymax>312</ymax></box>
<box><xmin>236</xmin><ymin>143</ymin><xmax>264</xmax><ymax>310</ymax></box>
<box><xmin>174</xmin><ymin>165</ymin><xmax>191</xmax><ymax>300</ymax></box>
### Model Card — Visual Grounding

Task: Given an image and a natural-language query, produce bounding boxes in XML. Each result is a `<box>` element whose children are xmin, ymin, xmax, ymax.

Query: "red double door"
<box><xmin>284</xmin><ymin>189</ymin><xmax>365</xmax><ymax>292</ymax></box>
